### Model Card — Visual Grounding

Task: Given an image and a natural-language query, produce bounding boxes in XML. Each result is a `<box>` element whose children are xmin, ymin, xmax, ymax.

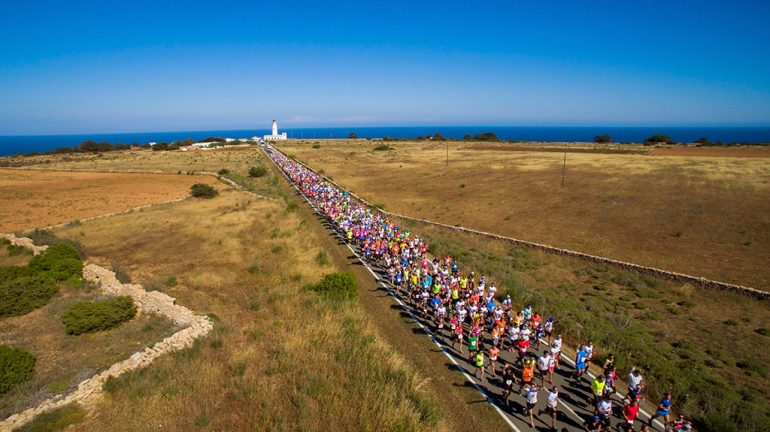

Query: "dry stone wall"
<box><xmin>0</xmin><ymin>233</ymin><xmax>48</xmax><ymax>255</ymax></box>
<box><xmin>1</xmin><ymin>261</ymin><xmax>212</xmax><ymax>431</ymax></box>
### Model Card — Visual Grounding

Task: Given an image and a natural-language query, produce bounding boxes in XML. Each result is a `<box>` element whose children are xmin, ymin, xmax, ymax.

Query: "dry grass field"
<box><xmin>45</xmin><ymin>190</ymin><xmax>446</xmax><ymax>431</ymax></box>
<box><xmin>0</xmin><ymin>266</ymin><xmax>177</xmax><ymax>419</ymax></box>
<box><xmin>0</xmin><ymin>169</ymin><xmax>221</xmax><ymax>233</ymax></box>
<box><xmin>278</xmin><ymin>140</ymin><xmax>770</xmax><ymax>290</ymax></box>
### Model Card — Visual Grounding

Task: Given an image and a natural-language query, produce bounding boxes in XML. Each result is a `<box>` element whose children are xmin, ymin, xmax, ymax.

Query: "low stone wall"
<box><xmin>0</xmin><ymin>263</ymin><xmax>213</xmax><ymax>431</ymax></box>
<box><xmin>268</xmin><ymin>145</ymin><xmax>769</xmax><ymax>300</ymax></box>
<box><xmin>0</xmin><ymin>233</ymin><xmax>48</xmax><ymax>255</ymax></box>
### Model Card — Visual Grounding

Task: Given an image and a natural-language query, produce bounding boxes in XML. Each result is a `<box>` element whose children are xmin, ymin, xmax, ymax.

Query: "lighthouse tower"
<box><xmin>263</xmin><ymin>119</ymin><xmax>287</xmax><ymax>141</ymax></box>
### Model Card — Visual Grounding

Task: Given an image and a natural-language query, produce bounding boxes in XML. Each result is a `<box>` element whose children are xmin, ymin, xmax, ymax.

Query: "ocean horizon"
<box><xmin>1</xmin><ymin>125</ymin><xmax>769</xmax><ymax>157</ymax></box>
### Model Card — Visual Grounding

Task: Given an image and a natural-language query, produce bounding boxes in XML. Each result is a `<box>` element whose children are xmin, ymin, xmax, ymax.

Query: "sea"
<box><xmin>1</xmin><ymin>126</ymin><xmax>769</xmax><ymax>157</ymax></box>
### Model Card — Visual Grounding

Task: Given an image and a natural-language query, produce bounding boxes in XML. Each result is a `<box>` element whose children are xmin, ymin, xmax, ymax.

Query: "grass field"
<box><xmin>46</xmin><ymin>189</ymin><xmax>445</xmax><ymax>431</ymax></box>
<box><xmin>0</xmin><ymin>274</ymin><xmax>177</xmax><ymax>419</ymax></box>
<box><xmin>277</xmin><ymin>140</ymin><xmax>770</xmax><ymax>290</ymax></box>
<box><xmin>0</xmin><ymin>168</ymin><xmax>221</xmax><ymax>233</ymax></box>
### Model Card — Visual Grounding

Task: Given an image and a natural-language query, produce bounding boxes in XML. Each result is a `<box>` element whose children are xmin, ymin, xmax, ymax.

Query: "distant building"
<box><xmin>263</xmin><ymin>120</ymin><xmax>287</xmax><ymax>141</ymax></box>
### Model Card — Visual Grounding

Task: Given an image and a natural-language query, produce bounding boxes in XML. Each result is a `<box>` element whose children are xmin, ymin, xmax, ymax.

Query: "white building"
<box><xmin>263</xmin><ymin>120</ymin><xmax>287</xmax><ymax>141</ymax></box>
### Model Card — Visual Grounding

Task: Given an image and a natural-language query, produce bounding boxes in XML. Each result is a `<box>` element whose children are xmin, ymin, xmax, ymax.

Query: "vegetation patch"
<box><xmin>308</xmin><ymin>272</ymin><xmax>357</xmax><ymax>301</ymax></box>
<box><xmin>0</xmin><ymin>345</ymin><xmax>36</xmax><ymax>394</ymax></box>
<box><xmin>248</xmin><ymin>165</ymin><xmax>268</xmax><ymax>178</ymax></box>
<box><xmin>190</xmin><ymin>183</ymin><xmax>218</xmax><ymax>199</ymax></box>
<box><xmin>373</xmin><ymin>144</ymin><xmax>393</xmax><ymax>151</ymax></box>
<box><xmin>61</xmin><ymin>296</ymin><xmax>137</xmax><ymax>335</ymax></box>
<box><xmin>28</xmin><ymin>242</ymin><xmax>83</xmax><ymax>283</ymax></box>
<box><xmin>14</xmin><ymin>403</ymin><xmax>86</xmax><ymax>432</ymax></box>
<box><xmin>0</xmin><ymin>275</ymin><xmax>58</xmax><ymax>318</ymax></box>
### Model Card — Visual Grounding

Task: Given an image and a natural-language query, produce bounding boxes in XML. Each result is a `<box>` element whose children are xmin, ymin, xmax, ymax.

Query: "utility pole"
<box><xmin>446</xmin><ymin>141</ymin><xmax>449</xmax><ymax>168</ymax></box>
<box><xmin>561</xmin><ymin>143</ymin><xmax>568</xmax><ymax>186</ymax></box>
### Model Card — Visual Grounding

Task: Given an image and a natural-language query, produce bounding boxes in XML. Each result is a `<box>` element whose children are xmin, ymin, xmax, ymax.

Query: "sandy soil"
<box><xmin>0</xmin><ymin>169</ymin><xmax>221</xmax><ymax>232</ymax></box>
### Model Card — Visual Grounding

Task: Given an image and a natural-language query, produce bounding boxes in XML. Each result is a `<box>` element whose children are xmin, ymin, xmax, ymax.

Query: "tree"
<box><xmin>433</xmin><ymin>132</ymin><xmax>445</xmax><ymax>141</ymax></box>
<box><xmin>594</xmin><ymin>134</ymin><xmax>612</xmax><ymax>143</ymax></box>
<box><xmin>694</xmin><ymin>137</ymin><xmax>711</xmax><ymax>145</ymax></box>
<box><xmin>644</xmin><ymin>134</ymin><xmax>674</xmax><ymax>145</ymax></box>
<box><xmin>78</xmin><ymin>141</ymin><xmax>98</xmax><ymax>152</ymax></box>
<box><xmin>463</xmin><ymin>134</ymin><xmax>472</xmax><ymax>141</ymax></box>
<box><xmin>348</xmin><ymin>132</ymin><xmax>358</xmax><ymax>139</ymax></box>
<box><xmin>96</xmin><ymin>142</ymin><xmax>113</xmax><ymax>152</ymax></box>
<box><xmin>473</xmin><ymin>132</ymin><xmax>499</xmax><ymax>142</ymax></box>
<box><xmin>152</xmin><ymin>142</ymin><xmax>168</xmax><ymax>151</ymax></box>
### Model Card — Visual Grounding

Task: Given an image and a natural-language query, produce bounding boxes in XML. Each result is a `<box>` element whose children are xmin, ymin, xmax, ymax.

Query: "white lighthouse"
<box><xmin>264</xmin><ymin>119</ymin><xmax>287</xmax><ymax>141</ymax></box>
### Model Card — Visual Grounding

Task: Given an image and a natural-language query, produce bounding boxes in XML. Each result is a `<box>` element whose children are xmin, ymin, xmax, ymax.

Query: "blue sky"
<box><xmin>1</xmin><ymin>0</ymin><xmax>769</xmax><ymax>134</ymax></box>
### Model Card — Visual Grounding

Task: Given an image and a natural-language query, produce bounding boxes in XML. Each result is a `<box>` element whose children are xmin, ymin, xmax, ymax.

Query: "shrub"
<box><xmin>248</xmin><ymin>165</ymin><xmax>268</xmax><ymax>177</ymax></box>
<box><xmin>217</xmin><ymin>168</ymin><xmax>230</xmax><ymax>175</ymax></box>
<box><xmin>0</xmin><ymin>276</ymin><xmax>58</xmax><ymax>318</ymax></box>
<box><xmin>0</xmin><ymin>345</ymin><xmax>36</xmax><ymax>394</ymax></box>
<box><xmin>373</xmin><ymin>144</ymin><xmax>393</xmax><ymax>151</ymax></box>
<box><xmin>6</xmin><ymin>243</ymin><xmax>32</xmax><ymax>256</ymax></box>
<box><xmin>315</xmin><ymin>250</ymin><xmax>329</xmax><ymax>266</ymax></box>
<box><xmin>309</xmin><ymin>272</ymin><xmax>357</xmax><ymax>301</ymax></box>
<box><xmin>644</xmin><ymin>134</ymin><xmax>674</xmax><ymax>145</ymax></box>
<box><xmin>28</xmin><ymin>242</ymin><xmax>83</xmax><ymax>282</ymax></box>
<box><xmin>594</xmin><ymin>134</ymin><xmax>612</xmax><ymax>143</ymax></box>
<box><xmin>312</xmin><ymin>143</ymin><xmax>321</xmax><ymax>149</ymax></box>
<box><xmin>165</xmin><ymin>275</ymin><xmax>177</xmax><ymax>287</ymax></box>
<box><xmin>190</xmin><ymin>183</ymin><xmax>218</xmax><ymax>199</ymax></box>
<box><xmin>62</xmin><ymin>296</ymin><xmax>137</xmax><ymax>335</ymax></box>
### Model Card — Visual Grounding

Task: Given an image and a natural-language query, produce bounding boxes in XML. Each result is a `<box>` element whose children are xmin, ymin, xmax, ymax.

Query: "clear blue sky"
<box><xmin>1</xmin><ymin>0</ymin><xmax>769</xmax><ymax>134</ymax></box>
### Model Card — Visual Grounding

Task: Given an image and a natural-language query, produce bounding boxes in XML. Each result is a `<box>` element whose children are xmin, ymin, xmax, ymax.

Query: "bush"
<box><xmin>0</xmin><ymin>345</ymin><xmax>36</xmax><ymax>394</ymax></box>
<box><xmin>594</xmin><ymin>134</ymin><xmax>612</xmax><ymax>143</ymax></box>
<box><xmin>0</xmin><ymin>276</ymin><xmax>58</xmax><ymax>318</ymax></box>
<box><xmin>309</xmin><ymin>272</ymin><xmax>357</xmax><ymax>301</ymax></box>
<box><xmin>644</xmin><ymin>134</ymin><xmax>674</xmax><ymax>145</ymax></box>
<box><xmin>248</xmin><ymin>165</ymin><xmax>268</xmax><ymax>177</ymax></box>
<box><xmin>312</xmin><ymin>143</ymin><xmax>321</xmax><ymax>149</ymax></box>
<box><xmin>190</xmin><ymin>183</ymin><xmax>218</xmax><ymax>199</ymax></box>
<box><xmin>62</xmin><ymin>296</ymin><xmax>137</xmax><ymax>335</ymax></box>
<box><xmin>218</xmin><ymin>168</ymin><xmax>230</xmax><ymax>175</ymax></box>
<box><xmin>373</xmin><ymin>144</ymin><xmax>393</xmax><ymax>151</ymax></box>
<box><xmin>28</xmin><ymin>242</ymin><xmax>83</xmax><ymax>282</ymax></box>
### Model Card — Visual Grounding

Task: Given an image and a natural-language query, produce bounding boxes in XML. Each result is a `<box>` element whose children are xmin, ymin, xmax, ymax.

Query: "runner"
<box><xmin>538</xmin><ymin>350</ymin><xmax>552</xmax><ymax>386</ymax></box>
<box><xmin>596</xmin><ymin>395</ymin><xmax>613</xmax><ymax>430</ymax></box>
<box><xmin>648</xmin><ymin>393</ymin><xmax>673</xmax><ymax>428</ymax></box>
<box><xmin>524</xmin><ymin>384</ymin><xmax>539</xmax><ymax>429</ymax></box>
<box><xmin>474</xmin><ymin>350</ymin><xmax>485</xmax><ymax>381</ymax></box>
<box><xmin>628</xmin><ymin>367</ymin><xmax>645</xmax><ymax>402</ymax></box>
<box><xmin>488</xmin><ymin>345</ymin><xmax>500</xmax><ymax>376</ymax></box>
<box><xmin>590</xmin><ymin>375</ymin><xmax>607</xmax><ymax>407</ymax></box>
<box><xmin>501</xmin><ymin>363</ymin><xmax>517</xmax><ymax>408</ymax></box>
<box><xmin>537</xmin><ymin>386</ymin><xmax>559</xmax><ymax>431</ymax></box>
<box><xmin>621</xmin><ymin>398</ymin><xmax>640</xmax><ymax>432</ymax></box>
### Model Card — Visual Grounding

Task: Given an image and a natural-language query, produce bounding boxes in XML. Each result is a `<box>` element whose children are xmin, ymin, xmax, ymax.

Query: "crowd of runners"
<box><xmin>266</xmin><ymin>147</ymin><xmax>694</xmax><ymax>432</ymax></box>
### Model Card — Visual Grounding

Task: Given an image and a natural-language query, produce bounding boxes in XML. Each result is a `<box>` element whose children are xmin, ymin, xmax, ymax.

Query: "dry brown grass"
<box><xmin>49</xmin><ymin>190</ymin><xmax>444</xmax><ymax>431</ymax></box>
<box><xmin>0</xmin><ymin>169</ymin><xmax>221</xmax><ymax>233</ymax></box>
<box><xmin>0</xmin><ymin>283</ymin><xmax>177</xmax><ymax>419</ymax></box>
<box><xmin>278</xmin><ymin>140</ymin><xmax>770</xmax><ymax>290</ymax></box>
<box><xmin>4</xmin><ymin>148</ymin><xmax>263</xmax><ymax>174</ymax></box>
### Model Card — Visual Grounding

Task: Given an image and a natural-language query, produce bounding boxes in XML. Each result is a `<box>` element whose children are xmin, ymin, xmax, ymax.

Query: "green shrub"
<box><xmin>248</xmin><ymin>165</ymin><xmax>268</xmax><ymax>177</ymax></box>
<box><xmin>0</xmin><ymin>276</ymin><xmax>58</xmax><ymax>318</ymax></box>
<box><xmin>373</xmin><ymin>144</ymin><xmax>393</xmax><ymax>151</ymax></box>
<box><xmin>165</xmin><ymin>275</ymin><xmax>177</xmax><ymax>287</ymax></box>
<box><xmin>28</xmin><ymin>242</ymin><xmax>83</xmax><ymax>282</ymax></box>
<box><xmin>190</xmin><ymin>183</ymin><xmax>218</xmax><ymax>199</ymax></box>
<box><xmin>62</xmin><ymin>296</ymin><xmax>137</xmax><ymax>335</ymax></box>
<box><xmin>0</xmin><ymin>265</ymin><xmax>37</xmax><ymax>284</ymax></box>
<box><xmin>315</xmin><ymin>250</ymin><xmax>329</xmax><ymax>266</ymax></box>
<box><xmin>6</xmin><ymin>244</ymin><xmax>32</xmax><ymax>256</ymax></box>
<box><xmin>309</xmin><ymin>272</ymin><xmax>357</xmax><ymax>301</ymax></box>
<box><xmin>312</xmin><ymin>143</ymin><xmax>321</xmax><ymax>149</ymax></box>
<box><xmin>217</xmin><ymin>168</ymin><xmax>230</xmax><ymax>175</ymax></box>
<box><xmin>0</xmin><ymin>345</ymin><xmax>36</xmax><ymax>394</ymax></box>
<box><xmin>14</xmin><ymin>403</ymin><xmax>86</xmax><ymax>432</ymax></box>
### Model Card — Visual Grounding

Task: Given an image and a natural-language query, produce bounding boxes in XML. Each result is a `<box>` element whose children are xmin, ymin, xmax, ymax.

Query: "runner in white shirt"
<box><xmin>597</xmin><ymin>396</ymin><xmax>613</xmax><ymax>429</ymax></box>
<box><xmin>524</xmin><ymin>384</ymin><xmax>539</xmax><ymax>429</ymax></box>
<box><xmin>538</xmin><ymin>352</ymin><xmax>552</xmax><ymax>386</ymax></box>
<box><xmin>551</xmin><ymin>334</ymin><xmax>562</xmax><ymax>368</ymax></box>
<box><xmin>538</xmin><ymin>386</ymin><xmax>559</xmax><ymax>430</ymax></box>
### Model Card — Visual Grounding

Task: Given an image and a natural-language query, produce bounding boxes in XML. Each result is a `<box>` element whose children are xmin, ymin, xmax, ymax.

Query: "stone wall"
<box><xmin>0</xmin><ymin>233</ymin><xmax>48</xmax><ymax>255</ymax></box>
<box><xmin>0</xmin><ymin>261</ymin><xmax>212</xmax><ymax>431</ymax></box>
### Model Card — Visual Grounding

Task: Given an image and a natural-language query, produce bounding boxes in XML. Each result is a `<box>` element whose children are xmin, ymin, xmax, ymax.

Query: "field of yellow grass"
<box><xmin>0</xmin><ymin>168</ymin><xmax>221</xmax><ymax>233</ymax></box>
<box><xmin>278</xmin><ymin>140</ymin><xmax>770</xmax><ymax>290</ymax></box>
<box><xmin>43</xmin><ymin>190</ymin><xmax>445</xmax><ymax>431</ymax></box>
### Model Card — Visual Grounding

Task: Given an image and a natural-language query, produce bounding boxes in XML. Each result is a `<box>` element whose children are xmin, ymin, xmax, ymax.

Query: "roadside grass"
<box><xmin>13</xmin><ymin>403</ymin><xmax>86</xmax><ymax>432</ymax></box>
<box><xmin>397</xmin><ymin>217</ymin><xmax>770</xmax><ymax>431</ymax></box>
<box><xmin>51</xmin><ymin>191</ymin><xmax>445</xmax><ymax>431</ymax></box>
<box><xmin>276</xmin><ymin>141</ymin><xmax>770</xmax><ymax>290</ymax></box>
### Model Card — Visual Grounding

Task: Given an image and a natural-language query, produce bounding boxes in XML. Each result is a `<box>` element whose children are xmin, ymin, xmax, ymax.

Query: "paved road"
<box><xmin>265</xmin><ymin>145</ymin><xmax>667</xmax><ymax>432</ymax></box>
